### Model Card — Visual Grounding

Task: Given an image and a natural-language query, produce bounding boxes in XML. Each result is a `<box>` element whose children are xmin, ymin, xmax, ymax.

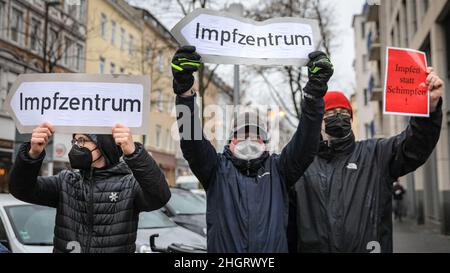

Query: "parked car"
<box><xmin>163</xmin><ymin>188</ymin><xmax>207</xmax><ymax>237</ymax></box>
<box><xmin>0</xmin><ymin>194</ymin><xmax>53</xmax><ymax>253</ymax></box>
<box><xmin>1</xmin><ymin>194</ymin><xmax>206</xmax><ymax>253</ymax></box>
<box><xmin>175</xmin><ymin>175</ymin><xmax>206</xmax><ymax>198</ymax></box>
<box><xmin>135</xmin><ymin>209</ymin><xmax>206</xmax><ymax>253</ymax></box>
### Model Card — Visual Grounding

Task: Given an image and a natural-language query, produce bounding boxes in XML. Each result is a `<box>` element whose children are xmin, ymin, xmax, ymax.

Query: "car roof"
<box><xmin>175</xmin><ymin>175</ymin><xmax>199</xmax><ymax>184</ymax></box>
<box><xmin>170</xmin><ymin>187</ymin><xmax>195</xmax><ymax>193</ymax></box>
<box><xmin>0</xmin><ymin>194</ymin><xmax>30</xmax><ymax>207</ymax></box>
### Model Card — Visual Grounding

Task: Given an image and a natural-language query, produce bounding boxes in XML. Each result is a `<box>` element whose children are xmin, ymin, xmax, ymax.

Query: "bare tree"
<box><xmin>169</xmin><ymin>0</ymin><xmax>230</xmax><ymax>123</ymax></box>
<box><xmin>247</xmin><ymin>0</ymin><xmax>337</xmax><ymax>121</ymax></box>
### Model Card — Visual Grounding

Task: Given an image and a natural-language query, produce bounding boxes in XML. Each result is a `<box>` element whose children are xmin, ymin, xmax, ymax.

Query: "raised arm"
<box><xmin>172</xmin><ymin>46</ymin><xmax>218</xmax><ymax>190</ymax></box>
<box><xmin>113</xmin><ymin>124</ymin><xmax>171</xmax><ymax>212</ymax></box>
<box><xmin>9</xmin><ymin>123</ymin><xmax>60</xmax><ymax>208</ymax></box>
<box><xmin>279</xmin><ymin>52</ymin><xmax>333</xmax><ymax>187</ymax></box>
<box><xmin>379</xmin><ymin>68</ymin><xmax>444</xmax><ymax>179</ymax></box>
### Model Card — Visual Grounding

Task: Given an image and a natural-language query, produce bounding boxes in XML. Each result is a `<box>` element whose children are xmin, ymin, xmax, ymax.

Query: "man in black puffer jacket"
<box><xmin>10</xmin><ymin>123</ymin><xmax>171</xmax><ymax>253</ymax></box>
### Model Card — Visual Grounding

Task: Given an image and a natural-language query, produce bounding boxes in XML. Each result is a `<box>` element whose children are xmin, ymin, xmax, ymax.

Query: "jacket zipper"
<box><xmin>86</xmin><ymin>169</ymin><xmax>94</xmax><ymax>253</ymax></box>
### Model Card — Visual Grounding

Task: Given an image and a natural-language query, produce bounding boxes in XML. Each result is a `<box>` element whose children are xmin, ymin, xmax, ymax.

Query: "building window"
<box><xmin>128</xmin><ymin>34</ymin><xmax>134</xmax><ymax>55</ymax></box>
<box><xmin>361</xmin><ymin>22</ymin><xmax>365</xmax><ymax>39</ymax></box>
<box><xmin>362</xmin><ymin>54</ymin><xmax>367</xmax><ymax>72</ymax></box>
<box><xmin>120</xmin><ymin>28</ymin><xmax>125</xmax><ymax>50</ymax></box>
<box><xmin>364</xmin><ymin>88</ymin><xmax>368</xmax><ymax>106</ymax></box>
<box><xmin>64</xmin><ymin>37</ymin><xmax>74</xmax><ymax>66</ymax></box>
<box><xmin>120</xmin><ymin>67</ymin><xmax>125</xmax><ymax>74</ymax></box>
<box><xmin>110</xmin><ymin>62</ymin><xmax>115</xmax><ymax>74</ymax></box>
<box><xmin>99</xmin><ymin>57</ymin><xmax>105</xmax><ymax>74</ymax></box>
<box><xmin>156</xmin><ymin>89</ymin><xmax>162</xmax><ymax>111</ymax></box>
<box><xmin>10</xmin><ymin>7</ymin><xmax>23</xmax><ymax>44</ymax></box>
<box><xmin>0</xmin><ymin>2</ymin><xmax>5</xmax><ymax>37</ymax></box>
<box><xmin>423</xmin><ymin>0</ymin><xmax>429</xmax><ymax>13</ymax></box>
<box><xmin>156</xmin><ymin>51</ymin><xmax>164</xmax><ymax>73</ymax></box>
<box><xmin>166</xmin><ymin>129</ymin><xmax>171</xmax><ymax>151</ymax></box>
<box><xmin>65</xmin><ymin>0</ymin><xmax>78</xmax><ymax>18</ymax></box>
<box><xmin>146</xmin><ymin>46</ymin><xmax>153</xmax><ymax>62</ymax></box>
<box><xmin>29</xmin><ymin>18</ymin><xmax>41</xmax><ymax>52</ymax></box>
<box><xmin>111</xmin><ymin>20</ymin><xmax>116</xmax><ymax>46</ymax></box>
<box><xmin>78</xmin><ymin>0</ymin><xmax>86</xmax><ymax>21</ymax></box>
<box><xmin>48</xmin><ymin>28</ymin><xmax>58</xmax><ymax>55</ymax></box>
<box><xmin>411</xmin><ymin>0</ymin><xmax>417</xmax><ymax>33</ymax></box>
<box><xmin>100</xmin><ymin>13</ymin><xmax>107</xmax><ymax>39</ymax></box>
<box><xmin>75</xmin><ymin>44</ymin><xmax>83</xmax><ymax>71</ymax></box>
<box><xmin>156</xmin><ymin>125</ymin><xmax>161</xmax><ymax>148</ymax></box>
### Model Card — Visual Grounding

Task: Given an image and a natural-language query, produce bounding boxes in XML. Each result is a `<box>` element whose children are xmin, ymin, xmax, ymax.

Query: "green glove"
<box><xmin>303</xmin><ymin>51</ymin><xmax>334</xmax><ymax>99</ymax></box>
<box><xmin>171</xmin><ymin>46</ymin><xmax>202</xmax><ymax>95</ymax></box>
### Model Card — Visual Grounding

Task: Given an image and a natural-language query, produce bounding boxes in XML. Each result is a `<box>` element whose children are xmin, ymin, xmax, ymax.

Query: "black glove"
<box><xmin>303</xmin><ymin>51</ymin><xmax>334</xmax><ymax>99</ymax></box>
<box><xmin>171</xmin><ymin>46</ymin><xmax>202</xmax><ymax>95</ymax></box>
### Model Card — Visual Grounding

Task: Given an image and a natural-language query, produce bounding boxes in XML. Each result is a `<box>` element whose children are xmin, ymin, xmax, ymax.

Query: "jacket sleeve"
<box><xmin>9</xmin><ymin>142</ymin><xmax>60</xmax><ymax>208</ymax></box>
<box><xmin>124</xmin><ymin>142</ymin><xmax>171</xmax><ymax>212</ymax></box>
<box><xmin>378</xmin><ymin>99</ymin><xmax>443</xmax><ymax>180</ymax></box>
<box><xmin>277</xmin><ymin>97</ymin><xmax>324</xmax><ymax>187</ymax></box>
<box><xmin>176</xmin><ymin>94</ymin><xmax>218</xmax><ymax>190</ymax></box>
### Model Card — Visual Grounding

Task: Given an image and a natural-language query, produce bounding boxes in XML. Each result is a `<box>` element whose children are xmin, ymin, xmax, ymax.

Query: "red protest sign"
<box><xmin>384</xmin><ymin>47</ymin><xmax>429</xmax><ymax>117</ymax></box>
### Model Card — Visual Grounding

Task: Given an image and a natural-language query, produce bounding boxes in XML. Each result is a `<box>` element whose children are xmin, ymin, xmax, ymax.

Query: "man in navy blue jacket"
<box><xmin>172</xmin><ymin>46</ymin><xmax>333</xmax><ymax>253</ymax></box>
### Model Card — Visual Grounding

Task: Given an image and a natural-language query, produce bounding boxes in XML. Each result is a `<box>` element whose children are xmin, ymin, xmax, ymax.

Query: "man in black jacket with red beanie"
<box><xmin>9</xmin><ymin>123</ymin><xmax>171</xmax><ymax>253</ymax></box>
<box><xmin>289</xmin><ymin>68</ymin><xmax>444</xmax><ymax>253</ymax></box>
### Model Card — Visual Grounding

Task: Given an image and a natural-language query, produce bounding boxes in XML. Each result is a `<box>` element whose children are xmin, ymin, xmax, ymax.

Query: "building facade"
<box><xmin>0</xmin><ymin>0</ymin><xmax>87</xmax><ymax>192</ymax></box>
<box><xmin>353</xmin><ymin>0</ymin><xmax>450</xmax><ymax>234</ymax></box>
<box><xmin>85</xmin><ymin>0</ymin><xmax>233</xmax><ymax>186</ymax></box>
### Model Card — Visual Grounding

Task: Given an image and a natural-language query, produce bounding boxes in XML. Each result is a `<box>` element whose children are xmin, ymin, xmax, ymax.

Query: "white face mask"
<box><xmin>232</xmin><ymin>138</ymin><xmax>266</xmax><ymax>161</ymax></box>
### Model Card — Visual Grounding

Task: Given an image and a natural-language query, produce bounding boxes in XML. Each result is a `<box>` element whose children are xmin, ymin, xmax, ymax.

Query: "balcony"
<box><xmin>368</xmin><ymin>76</ymin><xmax>383</xmax><ymax>102</ymax></box>
<box><xmin>364</xmin><ymin>2</ymin><xmax>379</xmax><ymax>22</ymax></box>
<box><xmin>367</xmin><ymin>31</ymin><xmax>381</xmax><ymax>61</ymax></box>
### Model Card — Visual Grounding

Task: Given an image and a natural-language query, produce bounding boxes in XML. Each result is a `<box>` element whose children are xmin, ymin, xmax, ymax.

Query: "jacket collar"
<box><xmin>318</xmin><ymin>131</ymin><xmax>356</xmax><ymax>160</ymax></box>
<box><xmin>224</xmin><ymin>145</ymin><xmax>269</xmax><ymax>177</ymax></box>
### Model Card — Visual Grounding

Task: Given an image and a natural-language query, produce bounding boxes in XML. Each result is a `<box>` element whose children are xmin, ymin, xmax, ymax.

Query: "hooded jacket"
<box><xmin>10</xmin><ymin>142</ymin><xmax>170</xmax><ymax>253</ymax></box>
<box><xmin>176</xmin><ymin>93</ymin><xmax>324</xmax><ymax>253</ymax></box>
<box><xmin>288</xmin><ymin>100</ymin><xmax>443</xmax><ymax>253</ymax></box>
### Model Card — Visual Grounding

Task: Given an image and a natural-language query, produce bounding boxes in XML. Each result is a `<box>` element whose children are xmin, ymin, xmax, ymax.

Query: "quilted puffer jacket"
<box><xmin>10</xmin><ymin>142</ymin><xmax>170</xmax><ymax>253</ymax></box>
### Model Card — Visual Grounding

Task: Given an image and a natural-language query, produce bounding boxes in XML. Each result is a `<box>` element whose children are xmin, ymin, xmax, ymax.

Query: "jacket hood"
<box><xmin>73</xmin><ymin>134</ymin><xmax>123</xmax><ymax>168</ymax></box>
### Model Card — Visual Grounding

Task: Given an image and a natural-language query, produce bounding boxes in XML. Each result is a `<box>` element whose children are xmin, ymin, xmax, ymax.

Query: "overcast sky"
<box><xmin>128</xmin><ymin>0</ymin><xmax>366</xmax><ymax>100</ymax></box>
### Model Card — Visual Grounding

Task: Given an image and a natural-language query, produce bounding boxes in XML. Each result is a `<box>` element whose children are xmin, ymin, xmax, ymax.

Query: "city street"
<box><xmin>394</xmin><ymin>219</ymin><xmax>450</xmax><ymax>253</ymax></box>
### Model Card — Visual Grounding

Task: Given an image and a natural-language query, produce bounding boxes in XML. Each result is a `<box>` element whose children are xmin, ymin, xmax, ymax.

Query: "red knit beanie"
<box><xmin>324</xmin><ymin>91</ymin><xmax>353</xmax><ymax>117</ymax></box>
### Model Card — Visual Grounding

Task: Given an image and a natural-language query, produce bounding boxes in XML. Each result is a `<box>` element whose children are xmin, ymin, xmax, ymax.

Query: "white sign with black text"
<box><xmin>171</xmin><ymin>8</ymin><xmax>321</xmax><ymax>66</ymax></box>
<box><xmin>4</xmin><ymin>74</ymin><xmax>151</xmax><ymax>134</ymax></box>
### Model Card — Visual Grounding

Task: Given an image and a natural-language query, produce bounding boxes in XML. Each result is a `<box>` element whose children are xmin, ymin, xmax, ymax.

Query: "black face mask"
<box><xmin>68</xmin><ymin>145</ymin><xmax>100</xmax><ymax>170</ymax></box>
<box><xmin>324</xmin><ymin>114</ymin><xmax>352</xmax><ymax>138</ymax></box>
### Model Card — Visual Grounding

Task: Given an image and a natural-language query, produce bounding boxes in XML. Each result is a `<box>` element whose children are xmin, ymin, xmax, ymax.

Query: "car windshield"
<box><xmin>138</xmin><ymin>210</ymin><xmax>177</xmax><ymax>229</ymax></box>
<box><xmin>5</xmin><ymin>205</ymin><xmax>55</xmax><ymax>246</ymax></box>
<box><xmin>167</xmin><ymin>189</ymin><xmax>206</xmax><ymax>215</ymax></box>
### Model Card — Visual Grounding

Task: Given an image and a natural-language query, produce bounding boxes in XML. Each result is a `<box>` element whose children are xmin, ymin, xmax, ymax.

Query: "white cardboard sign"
<box><xmin>171</xmin><ymin>8</ymin><xmax>321</xmax><ymax>66</ymax></box>
<box><xmin>4</xmin><ymin>74</ymin><xmax>151</xmax><ymax>134</ymax></box>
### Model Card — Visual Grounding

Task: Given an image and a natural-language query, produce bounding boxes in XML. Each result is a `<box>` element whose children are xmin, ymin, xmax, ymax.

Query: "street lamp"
<box><xmin>42</xmin><ymin>0</ymin><xmax>61</xmax><ymax>73</ymax></box>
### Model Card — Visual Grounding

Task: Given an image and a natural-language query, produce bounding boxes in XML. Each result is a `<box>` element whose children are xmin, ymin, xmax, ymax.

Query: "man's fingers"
<box><xmin>113</xmin><ymin>133</ymin><xmax>130</xmax><ymax>140</ymax></box>
<box><xmin>427</xmin><ymin>67</ymin><xmax>434</xmax><ymax>74</ymax></box>
<box><xmin>33</xmin><ymin>127</ymin><xmax>53</xmax><ymax>138</ymax></box>
<box><xmin>31</xmin><ymin>137</ymin><xmax>46</xmax><ymax>145</ymax></box>
<box><xmin>33</xmin><ymin>133</ymin><xmax>49</xmax><ymax>142</ymax></box>
<box><xmin>41</xmin><ymin>122</ymin><xmax>55</xmax><ymax>133</ymax></box>
<box><xmin>112</xmin><ymin>128</ymin><xmax>131</xmax><ymax>135</ymax></box>
<box><xmin>114</xmin><ymin>137</ymin><xmax>128</xmax><ymax>145</ymax></box>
